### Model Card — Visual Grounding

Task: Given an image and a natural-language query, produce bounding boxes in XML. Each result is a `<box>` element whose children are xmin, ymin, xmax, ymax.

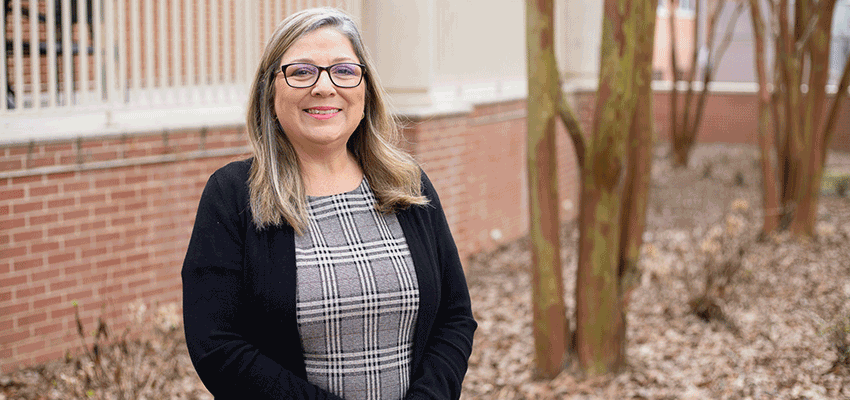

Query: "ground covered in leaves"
<box><xmin>463</xmin><ymin>144</ymin><xmax>850</xmax><ymax>400</ymax></box>
<box><xmin>1</xmin><ymin>144</ymin><xmax>848</xmax><ymax>400</ymax></box>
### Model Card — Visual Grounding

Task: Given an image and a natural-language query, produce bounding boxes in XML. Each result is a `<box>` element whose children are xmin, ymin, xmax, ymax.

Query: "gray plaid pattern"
<box><xmin>295</xmin><ymin>179</ymin><xmax>420</xmax><ymax>400</ymax></box>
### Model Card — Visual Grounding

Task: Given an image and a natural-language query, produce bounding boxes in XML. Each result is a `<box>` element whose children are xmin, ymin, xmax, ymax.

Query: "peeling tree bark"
<box><xmin>574</xmin><ymin>0</ymin><xmax>655</xmax><ymax>376</ymax></box>
<box><xmin>525</xmin><ymin>0</ymin><xmax>569</xmax><ymax>379</ymax></box>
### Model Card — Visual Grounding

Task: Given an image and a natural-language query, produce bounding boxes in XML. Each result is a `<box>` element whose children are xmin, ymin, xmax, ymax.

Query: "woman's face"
<box><xmin>274</xmin><ymin>27</ymin><xmax>366</xmax><ymax>157</ymax></box>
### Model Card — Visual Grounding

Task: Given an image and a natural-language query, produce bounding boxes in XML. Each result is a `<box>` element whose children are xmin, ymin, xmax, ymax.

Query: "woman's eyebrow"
<box><xmin>284</xmin><ymin>56</ymin><xmax>359</xmax><ymax>64</ymax></box>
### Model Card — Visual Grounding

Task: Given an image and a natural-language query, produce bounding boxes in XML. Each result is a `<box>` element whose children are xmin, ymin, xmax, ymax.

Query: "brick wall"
<box><xmin>0</xmin><ymin>128</ymin><xmax>249</xmax><ymax>372</ymax></box>
<box><xmin>2</xmin><ymin>90</ymin><xmax>849</xmax><ymax>372</ymax></box>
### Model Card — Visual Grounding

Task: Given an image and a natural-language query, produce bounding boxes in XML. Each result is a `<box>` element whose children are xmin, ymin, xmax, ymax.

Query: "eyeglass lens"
<box><xmin>283</xmin><ymin>63</ymin><xmax>364</xmax><ymax>88</ymax></box>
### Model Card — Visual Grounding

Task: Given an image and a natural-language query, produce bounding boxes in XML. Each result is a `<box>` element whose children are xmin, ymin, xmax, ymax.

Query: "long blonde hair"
<box><xmin>245</xmin><ymin>8</ymin><xmax>427</xmax><ymax>234</ymax></box>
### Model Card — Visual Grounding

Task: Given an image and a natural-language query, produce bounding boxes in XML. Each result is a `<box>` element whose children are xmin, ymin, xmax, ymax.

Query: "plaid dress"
<box><xmin>295</xmin><ymin>178</ymin><xmax>420</xmax><ymax>400</ymax></box>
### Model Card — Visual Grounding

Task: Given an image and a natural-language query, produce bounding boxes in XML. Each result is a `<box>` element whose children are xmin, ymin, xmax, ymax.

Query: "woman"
<box><xmin>182</xmin><ymin>7</ymin><xmax>476</xmax><ymax>400</ymax></box>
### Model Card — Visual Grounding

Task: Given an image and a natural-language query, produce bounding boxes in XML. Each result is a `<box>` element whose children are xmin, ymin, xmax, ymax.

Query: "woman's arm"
<box><xmin>404</xmin><ymin>174</ymin><xmax>477</xmax><ymax>400</ymax></box>
<box><xmin>182</xmin><ymin>168</ymin><xmax>343</xmax><ymax>400</ymax></box>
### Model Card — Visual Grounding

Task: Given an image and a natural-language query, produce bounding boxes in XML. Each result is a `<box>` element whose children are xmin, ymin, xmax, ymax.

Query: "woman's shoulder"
<box><xmin>204</xmin><ymin>158</ymin><xmax>253</xmax><ymax>202</ymax></box>
<box><xmin>211</xmin><ymin>158</ymin><xmax>253</xmax><ymax>182</ymax></box>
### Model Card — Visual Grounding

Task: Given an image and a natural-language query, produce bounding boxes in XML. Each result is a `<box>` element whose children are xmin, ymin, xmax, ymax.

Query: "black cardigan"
<box><xmin>182</xmin><ymin>159</ymin><xmax>477</xmax><ymax>399</ymax></box>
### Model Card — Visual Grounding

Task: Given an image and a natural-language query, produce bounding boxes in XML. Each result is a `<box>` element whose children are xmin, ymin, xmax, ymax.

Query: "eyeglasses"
<box><xmin>279</xmin><ymin>62</ymin><xmax>366</xmax><ymax>88</ymax></box>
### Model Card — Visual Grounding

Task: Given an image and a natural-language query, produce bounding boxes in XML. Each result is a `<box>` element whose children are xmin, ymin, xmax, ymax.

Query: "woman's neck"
<box><xmin>298</xmin><ymin>149</ymin><xmax>363</xmax><ymax>197</ymax></box>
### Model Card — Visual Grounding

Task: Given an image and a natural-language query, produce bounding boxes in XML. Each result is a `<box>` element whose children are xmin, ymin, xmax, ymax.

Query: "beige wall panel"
<box><xmin>432</xmin><ymin>0</ymin><xmax>526</xmax><ymax>91</ymax></box>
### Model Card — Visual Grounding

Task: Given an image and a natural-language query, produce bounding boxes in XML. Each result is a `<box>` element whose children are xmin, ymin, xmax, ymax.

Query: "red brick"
<box><xmin>50</xmin><ymin>306</ymin><xmax>75</xmax><ymax>319</ymax></box>
<box><xmin>0</xmin><ymin>274</ymin><xmax>28</xmax><ymax>287</ymax></box>
<box><xmin>111</xmin><ymin>189</ymin><xmax>137</xmax><ymax>200</ymax></box>
<box><xmin>128</xmin><ymin>278</ymin><xmax>150</xmax><ymax>289</ymax></box>
<box><xmin>124</xmin><ymin>174</ymin><xmax>149</xmax><ymax>185</ymax></box>
<box><xmin>49</xmin><ymin>278</ymin><xmax>77</xmax><ymax>291</ymax></box>
<box><xmin>125</xmin><ymin>227</ymin><xmax>149</xmax><ymax>239</ymax></box>
<box><xmin>0</xmin><ymin>188</ymin><xmax>26</xmax><ymax>201</ymax></box>
<box><xmin>80</xmin><ymin>272</ymin><xmax>107</xmax><ymax>286</ymax></box>
<box><xmin>28</xmin><ymin>184</ymin><xmax>59</xmax><ymax>197</ymax></box>
<box><xmin>126</xmin><ymin>253</ymin><xmax>149</xmax><ymax>263</ymax></box>
<box><xmin>79</xmin><ymin>193</ymin><xmax>106</xmax><ymax>204</ymax></box>
<box><xmin>94</xmin><ymin>177</ymin><xmax>120</xmax><ymax>189</ymax></box>
<box><xmin>124</xmin><ymin>201</ymin><xmax>147</xmax><ymax>211</ymax></box>
<box><xmin>48</xmin><ymin>252</ymin><xmax>76</xmax><ymax>264</ymax></box>
<box><xmin>65</xmin><ymin>235</ymin><xmax>92</xmax><ymax>248</ymax></box>
<box><xmin>47</xmin><ymin>197</ymin><xmax>76</xmax><ymax>208</ymax></box>
<box><xmin>96</xmin><ymin>258</ymin><xmax>121</xmax><ymax>270</ymax></box>
<box><xmin>64</xmin><ymin>263</ymin><xmax>92</xmax><ymax>275</ymax></box>
<box><xmin>13</xmin><ymin>257</ymin><xmax>43</xmax><ymax>272</ymax></box>
<box><xmin>0</xmin><ymin>330</ymin><xmax>29</xmax><ymax>345</ymax></box>
<box><xmin>62</xmin><ymin>180</ymin><xmax>89</xmax><ymax>192</ymax></box>
<box><xmin>17</xmin><ymin>312</ymin><xmax>47</xmax><ymax>326</ymax></box>
<box><xmin>0</xmin><ymin>290</ymin><xmax>11</xmax><ymax>302</ymax></box>
<box><xmin>30</xmin><ymin>241</ymin><xmax>60</xmax><ymax>253</ymax></box>
<box><xmin>95</xmin><ymin>205</ymin><xmax>121</xmax><ymax>217</ymax></box>
<box><xmin>32</xmin><ymin>350</ymin><xmax>65</xmax><ymax>365</ymax></box>
<box><xmin>13</xmin><ymin>229</ymin><xmax>43</xmax><ymax>242</ymax></box>
<box><xmin>111</xmin><ymin>216</ymin><xmax>135</xmax><ymax>226</ymax></box>
<box><xmin>44</xmin><ymin>143</ymin><xmax>74</xmax><ymax>153</ymax></box>
<box><xmin>0</xmin><ymin>319</ymin><xmax>12</xmax><ymax>331</ymax></box>
<box><xmin>62</xmin><ymin>209</ymin><xmax>90</xmax><ymax>221</ymax></box>
<box><xmin>33</xmin><ymin>295</ymin><xmax>62</xmax><ymax>309</ymax></box>
<box><xmin>0</xmin><ymin>303</ymin><xmax>29</xmax><ymax>319</ymax></box>
<box><xmin>95</xmin><ymin>232</ymin><xmax>120</xmax><ymax>243</ymax></box>
<box><xmin>80</xmin><ymin>221</ymin><xmax>107</xmax><ymax>231</ymax></box>
<box><xmin>89</xmin><ymin>150</ymin><xmax>118</xmax><ymax>162</ymax></box>
<box><xmin>67</xmin><ymin>289</ymin><xmax>93</xmax><ymax>302</ymax></box>
<box><xmin>113</xmin><ymin>266</ymin><xmax>139</xmax><ymax>279</ymax></box>
<box><xmin>11</xmin><ymin>175</ymin><xmax>42</xmax><ymax>185</ymax></box>
<box><xmin>98</xmin><ymin>283</ymin><xmax>124</xmax><ymax>296</ymax></box>
<box><xmin>13</xmin><ymin>201</ymin><xmax>43</xmax><ymax>213</ymax></box>
<box><xmin>2</xmin><ymin>217</ymin><xmax>27</xmax><ymax>229</ymax></box>
<box><xmin>0</xmin><ymin>159</ymin><xmax>23</xmax><ymax>171</ymax></box>
<box><xmin>47</xmin><ymin>225</ymin><xmax>76</xmax><ymax>237</ymax></box>
<box><xmin>81</xmin><ymin>247</ymin><xmax>107</xmax><ymax>258</ymax></box>
<box><xmin>31</xmin><ymin>268</ymin><xmax>60</xmax><ymax>282</ymax></box>
<box><xmin>29</xmin><ymin>213</ymin><xmax>59</xmax><ymax>226</ymax></box>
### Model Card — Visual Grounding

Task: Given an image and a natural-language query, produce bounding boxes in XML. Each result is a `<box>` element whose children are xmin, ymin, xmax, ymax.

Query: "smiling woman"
<box><xmin>181</xmin><ymin>7</ymin><xmax>477</xmax><ymax>400</ymax></box>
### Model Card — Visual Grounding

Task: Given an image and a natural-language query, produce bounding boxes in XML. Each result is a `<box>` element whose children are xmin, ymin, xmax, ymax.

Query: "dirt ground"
<box><xmin>1</xmin><ymin>143</ymin><xmax>848</xmax><ymax>400</ymax></box>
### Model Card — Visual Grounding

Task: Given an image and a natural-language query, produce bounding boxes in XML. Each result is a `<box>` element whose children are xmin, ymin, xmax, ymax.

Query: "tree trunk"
<box><xmin>618</xmin><ymin>0</ymin><xmax>657</xmax><ymax>362</ymax></box>
<box><xmin>525</xmin><ymin>0</ymin><xmax>569</xmax><ymax>379</ymax></box>
<box><xmin>789</xmin><ymin>0</ymin><xmax>836</xmax><ymax>236</ymax></box>
<box><xmin>749</xmin><ymin>0</ymin><xmax>780</xmax><ymax>233</ymax></box>
<box><xmin>669</xmin><ymin>0</ymin><xmax>683</xmax><ymax>166</ymax></box>
<box><xmin>575</xmin><ymin>0</ymin><xmax>652</xmax><ymax>376</ymax></box>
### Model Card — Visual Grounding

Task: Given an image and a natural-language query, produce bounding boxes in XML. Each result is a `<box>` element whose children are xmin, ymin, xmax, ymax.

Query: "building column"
<box><xmin>362</xmin><ymin>0</ymin><xmax>436</xmax><ymax>110</ymax></box>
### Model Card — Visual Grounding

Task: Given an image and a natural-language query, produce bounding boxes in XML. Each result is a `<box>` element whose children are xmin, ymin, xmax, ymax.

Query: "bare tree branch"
<box><xmin>557</xmin><ymin>90</ymin><xmax>586</xmax><ymax>171</ymax></box>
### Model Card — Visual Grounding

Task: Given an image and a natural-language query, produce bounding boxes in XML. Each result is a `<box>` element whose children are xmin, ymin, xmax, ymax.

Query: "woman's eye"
<box><xmin>332</xmin><ymin>65</ymin><xmax>357</xmax><ymax>76</ymax></box>
<box><xmin>289</xmin><ymin>65</ymin><xmax>316</xmax><ymax>76</ymax></box>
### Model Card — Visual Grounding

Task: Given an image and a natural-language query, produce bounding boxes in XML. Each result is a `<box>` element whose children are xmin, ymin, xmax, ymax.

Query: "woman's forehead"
<box><xmin>280</xmin><ymin>28</ymin><xmax>358</xmax><ymax>64</ymax></box>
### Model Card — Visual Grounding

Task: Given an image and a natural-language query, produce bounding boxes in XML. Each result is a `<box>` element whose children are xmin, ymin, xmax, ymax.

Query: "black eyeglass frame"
<box><xmin>279</xmin><ymin>62</ymin><xmax>367</xmax><ymax>88</ymax></box>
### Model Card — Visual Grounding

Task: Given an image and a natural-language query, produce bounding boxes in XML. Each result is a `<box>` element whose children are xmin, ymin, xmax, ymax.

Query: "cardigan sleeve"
<box><xmin>182</xmin><ymin>166</ymin><xmax>343</xmax><ymax>400</ymax></box>
<box><xmin>404</xmin><ymin>173</ymin><xmax>477</xmax><ymax>400</ymax></box>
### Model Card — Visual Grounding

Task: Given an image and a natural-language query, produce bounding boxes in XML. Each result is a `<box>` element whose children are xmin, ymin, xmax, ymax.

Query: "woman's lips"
<box><xmin>304</xmin><ymin>107</ymin><xmax>341</xmax><ymax>120</ymax></box>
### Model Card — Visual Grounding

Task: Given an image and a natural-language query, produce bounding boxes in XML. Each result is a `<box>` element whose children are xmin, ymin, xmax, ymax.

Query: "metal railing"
<box><xmin>2</xmin><ymin>0</ymin><xmax>353</xmax><ymax>141</ymax></box>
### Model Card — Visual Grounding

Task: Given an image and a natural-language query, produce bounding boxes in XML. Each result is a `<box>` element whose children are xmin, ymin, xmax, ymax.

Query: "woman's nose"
<box><xmin>311</xmin><ymin>70</ymin><xmax>336</xmax><ymax>96</ymax></box>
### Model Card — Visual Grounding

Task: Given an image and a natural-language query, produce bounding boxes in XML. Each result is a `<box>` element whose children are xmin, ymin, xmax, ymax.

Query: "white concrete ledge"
<box><xmin>1</xmin><ymin>103</ymin><xmax>247</xmax><ymax>146</ymax></box>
